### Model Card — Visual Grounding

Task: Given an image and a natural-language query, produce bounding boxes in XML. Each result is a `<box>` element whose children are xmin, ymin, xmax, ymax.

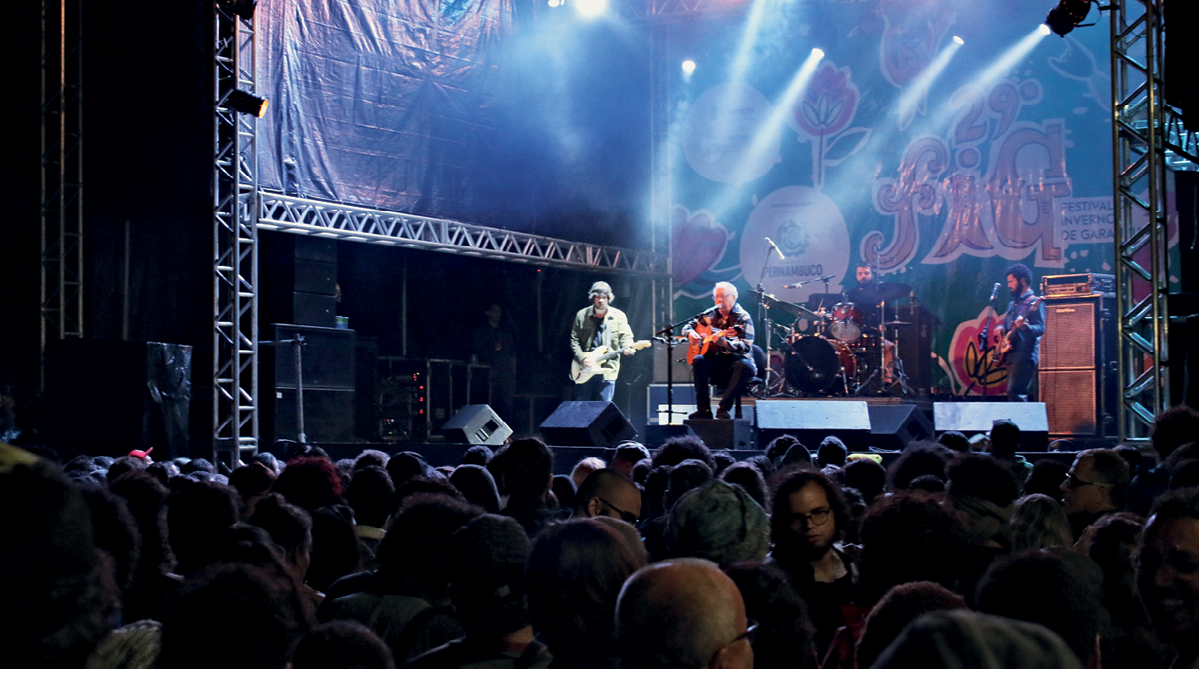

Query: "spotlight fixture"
<box><xmin>1045</xmin><ymin>0</ymin><xmax>1096</xmax><ymax>36</ymax></box>
<box><xmin>227</xmin><ymin>90</ymin><xmax>269</xmax><ymax>117</ymax></box>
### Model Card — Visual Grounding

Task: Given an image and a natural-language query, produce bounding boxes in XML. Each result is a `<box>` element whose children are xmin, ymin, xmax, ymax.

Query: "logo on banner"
<box><xmin>740</xmin><ymin>186</ymin><xmax>850</xmax><ymax>304</ymax></box>
<box><xmin>947</xmin><ymin>307</ymin><xmax>1010</xmax><ymax>396</ymax></box>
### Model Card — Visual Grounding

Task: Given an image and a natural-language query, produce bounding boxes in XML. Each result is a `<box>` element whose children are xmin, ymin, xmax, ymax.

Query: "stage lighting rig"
<box><xmin>1044</xmin><ymin>0</ymin><xmax>1100</xmax><ymax>37</ymax></box>
<box><xmin>227</xmin><ymin>90</ymin><xmax>269</xmax><ymax>118</ymax></box>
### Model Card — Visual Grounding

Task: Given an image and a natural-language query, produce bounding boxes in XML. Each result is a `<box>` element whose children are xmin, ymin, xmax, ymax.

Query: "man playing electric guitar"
<box><xmin>684</xmin><ymin>282</ymin><xmax>756</xmax><ymax>419</ymax></box>
<box><xmin>570</xmin><ymin>281</ymin><xmax>636</xmax><ymax>402</ymax></box>
<box><xmin>994</xmin><ymin>264</ymin><xmax>1045</xmax><ymax>402</ymax></box>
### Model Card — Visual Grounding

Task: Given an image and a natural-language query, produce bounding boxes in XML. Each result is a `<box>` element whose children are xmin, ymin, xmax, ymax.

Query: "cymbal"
<box><xmin>885</xmin><ymin>320</ymin><xmax>913</xmax><ymax>326</ymax></box>
<box><xmin>750</xmin><ymin>289</ymin><xmax>823</xmax><ymax>319</ymax></box>
<box><xmin>857</xmin><ymin>282</ymin><xmax>913</xmax><ymax>302</ymax></box>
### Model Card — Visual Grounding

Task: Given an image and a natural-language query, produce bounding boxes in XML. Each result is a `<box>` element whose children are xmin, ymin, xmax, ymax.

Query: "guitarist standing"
<box><xmin>571</xmin><ymin>281</ymin><xmax>636</xmax><ymax>402</ymax></box>
<box><xmin>996</xmin><ymin>264</ymin><xmax>1045</xmax><ymax>402</ymax></box>
<box><xmin>685</xmin><ymin>282</ymin><xmax>756</xmax><ymax>419</ymax></box>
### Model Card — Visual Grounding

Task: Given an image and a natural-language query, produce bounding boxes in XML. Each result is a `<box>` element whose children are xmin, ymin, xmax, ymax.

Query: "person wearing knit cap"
<box><xmin>405</xmin><ymin>514</ymin><xmax>551</xmax><ymax>668</ymax></box>
<box><xmin>664</xmin><ymin>480</ymin><xmax>770</xmax><ymax>568</ymax></box>
<box><xmin>872</xmin><ymin>609</ymin><xmax>1082</xmax><ymax>668</ymax></box>
<box><xmin>570</xmin><ymin>281</ymin><xmax>636</xmax><ymax>403</ymax></box>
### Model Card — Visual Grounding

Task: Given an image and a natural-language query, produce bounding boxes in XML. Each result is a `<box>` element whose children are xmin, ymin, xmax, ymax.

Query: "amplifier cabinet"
<box><xmin>1040</xmin><ymin>295</ymin><xmax>1116</xmax><ymax>436</ymax></box>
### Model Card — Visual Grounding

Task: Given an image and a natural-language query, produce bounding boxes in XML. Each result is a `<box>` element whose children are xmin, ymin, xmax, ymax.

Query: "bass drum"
<box><xmin>786</xmin><ymin>337</ymin><xmax>854</xmax><ymax>394</ymax></box>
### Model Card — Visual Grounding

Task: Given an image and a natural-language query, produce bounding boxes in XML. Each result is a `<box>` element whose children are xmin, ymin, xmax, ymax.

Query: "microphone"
<box><xmin>989</xmin><ymin>282</ymin><xmax>1001</xmax><ymax>302</ymax></box>
<box><xmin>765</xmin><ymin>237</ymin><xmax>785</xmax><ymax>260</ymax></box>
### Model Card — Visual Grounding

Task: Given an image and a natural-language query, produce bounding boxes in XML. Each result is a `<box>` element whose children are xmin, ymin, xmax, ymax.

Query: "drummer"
<box><xmin>845</xmin><ymin>262</ymin><xmax>883</xmax><ymax>331</ymax></box>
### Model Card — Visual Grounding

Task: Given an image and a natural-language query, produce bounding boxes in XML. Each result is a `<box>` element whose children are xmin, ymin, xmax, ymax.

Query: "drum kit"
<box><xmin>750</xmin><ymin>283</ymin><xmax>913</xmax><ymax>397</ymax></box>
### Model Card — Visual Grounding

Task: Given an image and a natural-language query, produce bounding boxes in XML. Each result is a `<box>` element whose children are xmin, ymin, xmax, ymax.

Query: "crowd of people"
<box><xmin>6</xmin><ymin>404</ymin><xmax>1199</xmax><ymax>668</ymax></box>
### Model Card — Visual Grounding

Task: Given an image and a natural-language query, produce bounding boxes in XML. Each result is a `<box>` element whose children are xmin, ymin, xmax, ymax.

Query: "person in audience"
<box><xmin>873</xmin><ymin>609</ymin><xmax>1082</xmax><ymax>668</ymax></box>
<box><xmin>1010</xmin><ymin>493</ymin><xmax>1074</xmax><ymax>552</ymax></box>
<box><xmin>1061</xmin><ymin>448</ymin><xmax>1130</xmax><ymax>541</ymax></box>
<box><xmin>1128</xmin><ymin>405</ymin><xmax>1199</xmax><ymax>515</ymax></box>
<box><xmin>273</xmin><ymin>456</ymin><xmax>344</xmax><ymax>513</ymax></box>
<box><xmin>291</xmin><ymin>620</ymin><xmax>395</xmax><ymax>669</ymax></box>
<box><xmin>109</xmin><ymin>470</ymin><xmax>183</xmax><ymax>624</ymax></box>
<box><xmin>725</xmin><ymin>561</ymin><xmax>820</xmax><ymax>668</ymax></box>
<box><xmin>572</xmin><ymin>468</ymin><xmax>641</xmax><ymax>526</ymax></box>
<box><xmin>1025</xmin><ymin>458</ymin><xmax>1069</xmax><ymax>503</ymax></box>
<box><xmin>609</xmin><ymin>441</ymin><xmax>649</xmax><ymax>478</ymax></box>
<box><xmin>527</xmin><ymin>518</ymin><xmax>643</xmax><ymax>667</ymax></box>
<box><xmin>767</xmin><ymin>470</ymin><xmax>857</xmax><ymax>654</ymax></box>
<box><xmin>853</xmin><ymin>580</ymin><xmax>967</xmax><ymax>668</ymax></box>
<box><xmin>494</xmin><ymin>438</ymin><xmax>559</xmax><ymax>538</ymax></box>
<box><xmin>843</xmin><ymin>457</ymin><xmax>885</xmax><ymax>504</ymax></box>
<box><xmin>816</xmin><ymin>435</ymin><xmax>848</xmax><ymax>469</ymax></box>
<box><xmin>988</xmin><ymin>419</ymin><xmax>1033</xmax><ymax>483</ymax></box>
<box><xmin>719</xmin><ymin>461</ymin><xmax>768</xmax><ymax>509</ymax></box>
<box><xmin>449</xmin><ymin>463</ymin><xmax>501</xmax><ymax>513</ymax></box>
<box><xmin>344</xmin><ymin>466</ymin><xmax>394</xmax><ymax>570</ymax></box>
<box><xmin>664</xmin><ymin>480</ymin><xmax>770</xmax><ymax>567</ymax></box>
<box><xmin>247</xmin><ymin>493</ymin><xmax>324</xmax><ymax>614</ymax></box>
<box><xmin>615</xmin><ymin>558</ymin><xmax>754</xmax><ymax>668</ymax></box>
<box><xmin>570</xmin><ymin>456</ymin><xmax>605</xmax><ymax>489</ymax></box>
<box><xmin>1137</xmin><ymin>487</ymin><xmax>1199</xmax><ymax>668</ymax></box>
<box><xmin>166</xmin><ymin>479</ymin><xmax>240</xmax><ymax>578</ymax></box>
<box><xmin>651</xmin><ymin>434</ymin><xmax>716</xmax><ymax>471</ymax></box>
<box><xmin>886</xmin><ymin>441</ymin><xmax>951</xmax><ymax>492</ymax></box>
<box><xmin>406</xmin><ymin>514</ymin><xmax>551</xmax><ymax>668</ymax></box>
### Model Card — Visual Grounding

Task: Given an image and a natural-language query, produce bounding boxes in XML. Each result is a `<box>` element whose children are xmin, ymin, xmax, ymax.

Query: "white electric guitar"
<box><xmin>570</xmin><ymin>340</ymin><xmax>651</xmax><ymax>384</ymax></box>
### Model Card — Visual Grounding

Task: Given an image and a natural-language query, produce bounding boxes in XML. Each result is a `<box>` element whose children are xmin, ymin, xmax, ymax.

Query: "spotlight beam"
<box><xmin>972</xmin><ymin>25</ymin><xmax>1052</xmax><ymax>88</ymax></box>
<box><xmin>896</xmin><ymin>38</ymin><xmax>963</xmax><ymax>123</ymax></box>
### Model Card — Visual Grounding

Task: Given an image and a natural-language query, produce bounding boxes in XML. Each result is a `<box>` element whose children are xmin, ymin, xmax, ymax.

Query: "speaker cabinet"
<box><xmin>933</xmin><ymin>402</ymin><xmax>1048</xmax><ymax>451</ymax></box>
<box><xmin>440</xmin><ymin>404</ymin><xmax>512</xmax><ymax>445</ymax></box>
<box><xmin>754</xmin><ymin>400</ymin><xmax>872</xmax><ymax>450</ymax></box>
<box><xmin>539</xmin><ymin>401</ymin><xmax>637</xmax><ymax>447</ymax></box>
<box><xmin>1040</xmin><ymin>295</ymin><xmax>1116</xmax><ymax>436</ymax></box>
<box><xmin>274</xmin><ymin>389</ymin><xmax>355</xmax><ymax>442</ymax></box>
<box><xmin>273</xmin><ymin>324</ymin><xmax>356</xmax><ymax>390</ymax></box>
<box><xmin>685</xmin><ymin>419</ymin><xmax>753</xmax><ymax>450</ymax></box>
<box><xmin>867</xmin><ymin>404</ymin><xmax>934</xmax><ymax>450</ymax></box>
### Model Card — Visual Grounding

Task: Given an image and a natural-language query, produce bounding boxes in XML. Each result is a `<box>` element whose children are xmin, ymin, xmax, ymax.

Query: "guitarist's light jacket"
<box><xmin>570</xmin><ymin>305</ymin><xmax>635</xmax><ymax>381</ymax></box>
<box><xmin>997</xmin><ymin>290</ymin><xmax>1045</xmax><ymax>364</ymax></box>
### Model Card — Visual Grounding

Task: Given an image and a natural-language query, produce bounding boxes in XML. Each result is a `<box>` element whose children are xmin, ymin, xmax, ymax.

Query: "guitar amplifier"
<box><xmin>1042</xmin><ymin>273</ymin><xmax>1115</xmax><ymax>298</ymax></box>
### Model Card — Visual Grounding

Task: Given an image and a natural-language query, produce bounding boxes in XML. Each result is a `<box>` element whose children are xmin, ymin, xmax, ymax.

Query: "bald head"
<box><xmin>616</xmin><ymin>558</ymin><xmax>753</xmax><ymax>668</ymax></box>
<box><xmin>574</xmin><ymin>469</ymin><xmax>642</xmax><ymax>526</ymax></box>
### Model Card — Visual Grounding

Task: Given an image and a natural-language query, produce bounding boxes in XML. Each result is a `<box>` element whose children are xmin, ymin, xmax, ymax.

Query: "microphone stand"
<box><xmin>262</xmin><ymin>335</ymin><xmax>308</xmax><ymax>443</ymax></box>
<box><xmin>655</xmin><ymin>310</ymin><xmax>711</xmax><ymax>424</ymax></box>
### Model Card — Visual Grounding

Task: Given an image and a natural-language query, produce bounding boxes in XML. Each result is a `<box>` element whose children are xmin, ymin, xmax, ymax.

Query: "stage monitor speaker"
<box><xmin>754</xmin><ymin>400</ymin><xmax>871</xmax><ymax>450</ymax></box>
<box><xmin>867</xmin><ymin>404</ymin><xmax>934</xmax><ymax>450</ymax></box>
<box><xmin>933</xmin><ymin>402</ymin><xmax>1048</xmax><ymax>451</ymax></box>
<box><xmin>539</xmin><ymin>401</ymin><xmax>637</xmax><ymax>447</ymax></box>
<box><xmin>441</xmin><ymin>405</ymin><xmax>512</xmax><ymax>445</ymax></box>
<box><xmin>686</xmin><ymin>418</ymin><xmax>753</xmax><ymax>450</ymax></box>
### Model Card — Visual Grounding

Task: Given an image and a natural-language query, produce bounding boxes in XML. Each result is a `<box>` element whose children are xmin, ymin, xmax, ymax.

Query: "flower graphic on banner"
<box><xmin>788</xmin><ymin>62</ymin><xmax>872</xmax><ymax>189</ymax></box>
<box><xmin>671</xmin><ymin>205</ymin><xmax>732</xmax><ymax>287</ymax></box>
<box><xmin>948</xmin><ymin>307</ymin><xmax>1009</xmax><ymax>396</ymax></box>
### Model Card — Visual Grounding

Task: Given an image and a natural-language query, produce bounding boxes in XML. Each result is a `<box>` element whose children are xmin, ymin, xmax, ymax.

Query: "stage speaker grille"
<box><xmin>1042</xmin><ymin>301</ymin><xmax>1097</xmax><ymax>369</ymax></box>
<box><xmin>1041</xmin><ymin>370</ymin><xmax>1098</xmax><ymax>436</ymax></box>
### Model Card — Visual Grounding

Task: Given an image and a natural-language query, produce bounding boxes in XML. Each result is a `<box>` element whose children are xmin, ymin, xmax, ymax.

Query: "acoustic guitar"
<box><xmin>686</xmin><ymin>322</ymin><xmax>740</xmax><ymax>364</ymax></box>
<box><xmin>570</xmin><ymin>340</ymin><xmax>651</xmax><ymax>384</ymax></box>
<box><xmin>992</xmin><ymin>297</ymin><xmax>1042</xmax><ymax>365</ymax></box>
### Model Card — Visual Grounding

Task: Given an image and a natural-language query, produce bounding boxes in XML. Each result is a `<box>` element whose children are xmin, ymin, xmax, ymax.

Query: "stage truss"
<box><xmin>1110</xmin><ymin>0</ymin><xmax>1197</xmax><ymax>441</ymax></box>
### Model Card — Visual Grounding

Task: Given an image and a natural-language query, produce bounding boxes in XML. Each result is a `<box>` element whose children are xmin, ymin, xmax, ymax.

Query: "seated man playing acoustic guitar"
<box><xmin>685</xmin><ymin>282</ymin><xmax>756</xmax><ymax>420</ymax></box>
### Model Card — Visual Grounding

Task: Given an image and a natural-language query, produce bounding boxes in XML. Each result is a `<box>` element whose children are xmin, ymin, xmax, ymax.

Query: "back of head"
<box><xmin>496</xmin><ymin>438</ymin><xmax>553</xmax><ymax>502</ymax></box>
<box><xmin>720</xmin><ymin>462</ymin><xmax>767</xmax><ymax>509</ymax></box>
<box><xmin>843</xmin><ymin>457</ymin><xmax>886</xmax><ymax>503</ymax></box>
<box><xmin>385</xmin><ymin>451</ymin><xmax>428</xmax><ymax>487</ymax></box>
<box><xmin>449</xmin><ymin>464</ymin><xmax>501</xmax><ymax>513</ymax></box>
<box><xmin>937</xmin><ymin>430</ymin><xmax>970</xmax><ymax>454</ymax></box>
<box><xmin>764</xmin><ymin>434</ymin><xmax>799</xmax><ymax>463</ymax></box>
<box><xmin>665</xmin><ymin>480</ymin><xmax>770</xmax><ymax>567</ymax></box>
<box><xmin>158</xmin><ymin>562</ymin><xmax>311</xmax><ymax>668</ymax></box>
<box><xmin>664</xmin><ymin>458</ymin><xmax>714</xmax><ymax>509</ymax></box>
<box><xmin>859</xmin><ymin>492</ymin><xmax>966</xmax><ymax>603</ymax></box>
<box><xmin>291</xmin><ymin>620</ymin><xmax>395</xmax><ymax>669</ymax></box>
<box><xmin>247</xmin><ymin>493</ymin><xmax>312</xmax><ymax>561</ymax></box>
<box><xmin>1010</xmin><ymin>493</ymin><xmax>1073</xmax><ymax>551</ymax></box>
<box><xmin>570</xmin><ymin>456</ymin><xmax>605</xmax><ymax>489</ymax></box>
<box><xmin>274</xmin><ymin>456</ymin><xmax>343</xmax><ymax>512</ymax></box>
<box><xmin>652</xmin><ymin>435</ymin><xmax>714</xmax><ymax>471</ymax></box>
<box><xmin>574</xmin><ymin>468</ymin><xmax>637</xmax><ymax>516</ymax></box>
<box><xmin>345</xmin><ymin>466</ymin><xmax>395</xmax><ymax>528</ymax></box>
<box><xmin>1151</xmin><ymin>405</ymin><xmax>1199</xmax><ymax>460</ymax></box>
<box><xmin>947</xmin><ymin>453</ymin><xmax>1019</xmax><ymax>507</ymax></box>
<box><xmin>528</xmin><ymin>519</ymin><xmax>642</xmax><ymax>651</ymax></box>
<box><xmin>975</xmin><ymin>548</ymin><xmax>1106</xmax><ymax>665</ymax></box>
<box><xmin>889</xmin><ymin>441</ymin><xmax>950</xmax><ymax>491</ymax></box>
<box><xmin>856</xmin><ymin>581</ymin><xmax>967</xmax><ymax>668</ymax></box>
<box><xmin>450</xmin><ymin>514</ymin><xmax>532</xmax><ymax>638</ymax></box>
<box><xmin>873</xmin><ymin>609</ymin><xmax>1082</xmax><ymax>668</ymax></box>
<box><xmin>229</xmin><ymin>463</ymin><xmax>274</xmax><ymax>502</ymax></box>
<box><xmin>817</xmin><ymin>435</ymin><xmax>848</xmax><ymax>468</ymax></box>
<box><xmin>613</xmin><ymin>441</ymin><xmax>650</xmax><ymax>468</ymax></box>
<box><xmin>376</xmin><ymin>493</ymin><xmax>483</xmax><ymax>592</ymax></box>
<box><xmin>352</xmin><ymin>449</ymin><xmax>389</xmax><ymax>471</ymax></box>
<box><xmin>167</xmin><ymin>478</ymin><xmax>239</xmax><ymax>576</ymax></box>
<box><xmin>725</xmin><ymin>562</ymin><xmax>818</xmax><ymax>669</ymax></box>
<box><xmin>616</xmin><ymin>558</ymin><xmax>746</xmax><ymax>668</ymax></box>
<box><xmin>461</xmin><ymin>444</ymin><xmax>494</xmax><ymax>467</ymax></box>
<box><xmin>306</xmin><ymin>505</ymin><xmax>361</xmax><ymax>593</ymax></box>
<box><xmin>990</xmin><ymin>420</ymin><xmax>1021</xmax><ymax>457</ymax></box>
<box><xmin>1025</xmin><ymin>459</ymin><xmax>1069</xmax><ymax>503</ymax></box>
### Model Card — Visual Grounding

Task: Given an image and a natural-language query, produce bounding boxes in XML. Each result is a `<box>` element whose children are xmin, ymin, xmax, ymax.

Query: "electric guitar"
<box><xmin>570</xmin><ymin>340</ymin><xmax>651</xmax><ymax>384</ymax></box>
<box><xmin>686</xmin><ymin>322</ymin><xmax>740</xmax><ymax>364</ymax></box>
<box><xmin>993</xmin><ymin>297</ymin><xmax>1042</xmax><ymax>365</ymax></box>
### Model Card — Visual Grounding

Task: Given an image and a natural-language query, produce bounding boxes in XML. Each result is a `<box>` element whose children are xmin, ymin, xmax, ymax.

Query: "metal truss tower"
<box><xmin>40</xmin><ymin>0</ymin><xmax>84</xmax><ymax>388</ymax></box>
<box><xmin>213</xmin><ymin>2</ymin><xmax>260</xmax><ymax>464</ymax></box>
<box><xmin>1110</xmin><ymin>0</ymin><xmax>1198</xmax><ymax>441</ymax></box>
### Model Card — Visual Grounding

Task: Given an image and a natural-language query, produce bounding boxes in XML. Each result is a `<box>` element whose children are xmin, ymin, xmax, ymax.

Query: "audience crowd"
<box><xmin>6</xmin><ymin>404</ymin><xmax>1199</xmax><ymax>668</ymax></box>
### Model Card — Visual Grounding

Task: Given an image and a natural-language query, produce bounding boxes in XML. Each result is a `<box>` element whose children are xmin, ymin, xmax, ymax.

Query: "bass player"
<box><xmin>685</xmin><ymin>281</ymin><xmax>756</xmax><ymax>419</ymax></box>
<box><xmin>995</xmin><ymin>263</ymin><xmax>1045</xmax><ymax>402</ymax></box>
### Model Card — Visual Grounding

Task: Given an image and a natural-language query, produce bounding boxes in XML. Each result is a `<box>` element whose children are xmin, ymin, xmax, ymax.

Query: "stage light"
<box><xmin>1038</xmin><ymin>23</ymin><xmax>1053</xmax><ymax>36</ymax></box>
<box><xmin>548</xmin><ymin>0</ymin><xmax>560</xmax><ymax>6</ymax></box>
<box><xmin>574</xmin><ymin>0</ymin><xmax>607</xmax><ymax>18</ymax></box>
<box><xmin>952</xmin><ymin>35</ymin><xmax>964</xmax><ymax>45</ymax></box>
<box><xmin>227</xmin><ymin>90</ymin><xmax>269</xmax><ymax>117</ymax></box>
<box><xmin>1044</xmin><ymin>0</ymin><xmax>1095</xmax><ymax>36</ymax></box>
<box><xmin>682</xmin><ymin>60</ymin><xmax>696</xmax><ymax>74</ymax></box>
<box><xmin>811</xmin><ymin>48</ymin><xmax>825</xmax><ymax>59</ymax></box>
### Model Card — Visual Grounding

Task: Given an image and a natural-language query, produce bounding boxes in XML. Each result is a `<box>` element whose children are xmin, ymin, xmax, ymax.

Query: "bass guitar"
<box><xmin>992</xmin><ymin>297</ymin><xmax>1042</xmax><ymax>366</ymax></box>
<box><xmin>571</xmin><ymin>340</ymin><xmax>651</xmax><ymax>384</ymax></box>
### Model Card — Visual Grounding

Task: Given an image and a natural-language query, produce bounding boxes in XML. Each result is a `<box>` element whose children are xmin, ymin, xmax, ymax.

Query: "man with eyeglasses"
<box><xmin>1060</xmin><ymin>448</ymin><xmax>1130</xmax><ymax>542</ymax></box>
<box><xmin>572</xmin><ymin>469</ymin><xmax>642</xmax><ymax>526</ymax></box>
<box><xmin>615</xmin><ymin>558</ymin><xmax>754</xmax><ymax>668</ymax></box>
<box><xmin>767</xmin><ymin>470</ymin><xmax>858</xmax><ymax>655</ymax></box>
